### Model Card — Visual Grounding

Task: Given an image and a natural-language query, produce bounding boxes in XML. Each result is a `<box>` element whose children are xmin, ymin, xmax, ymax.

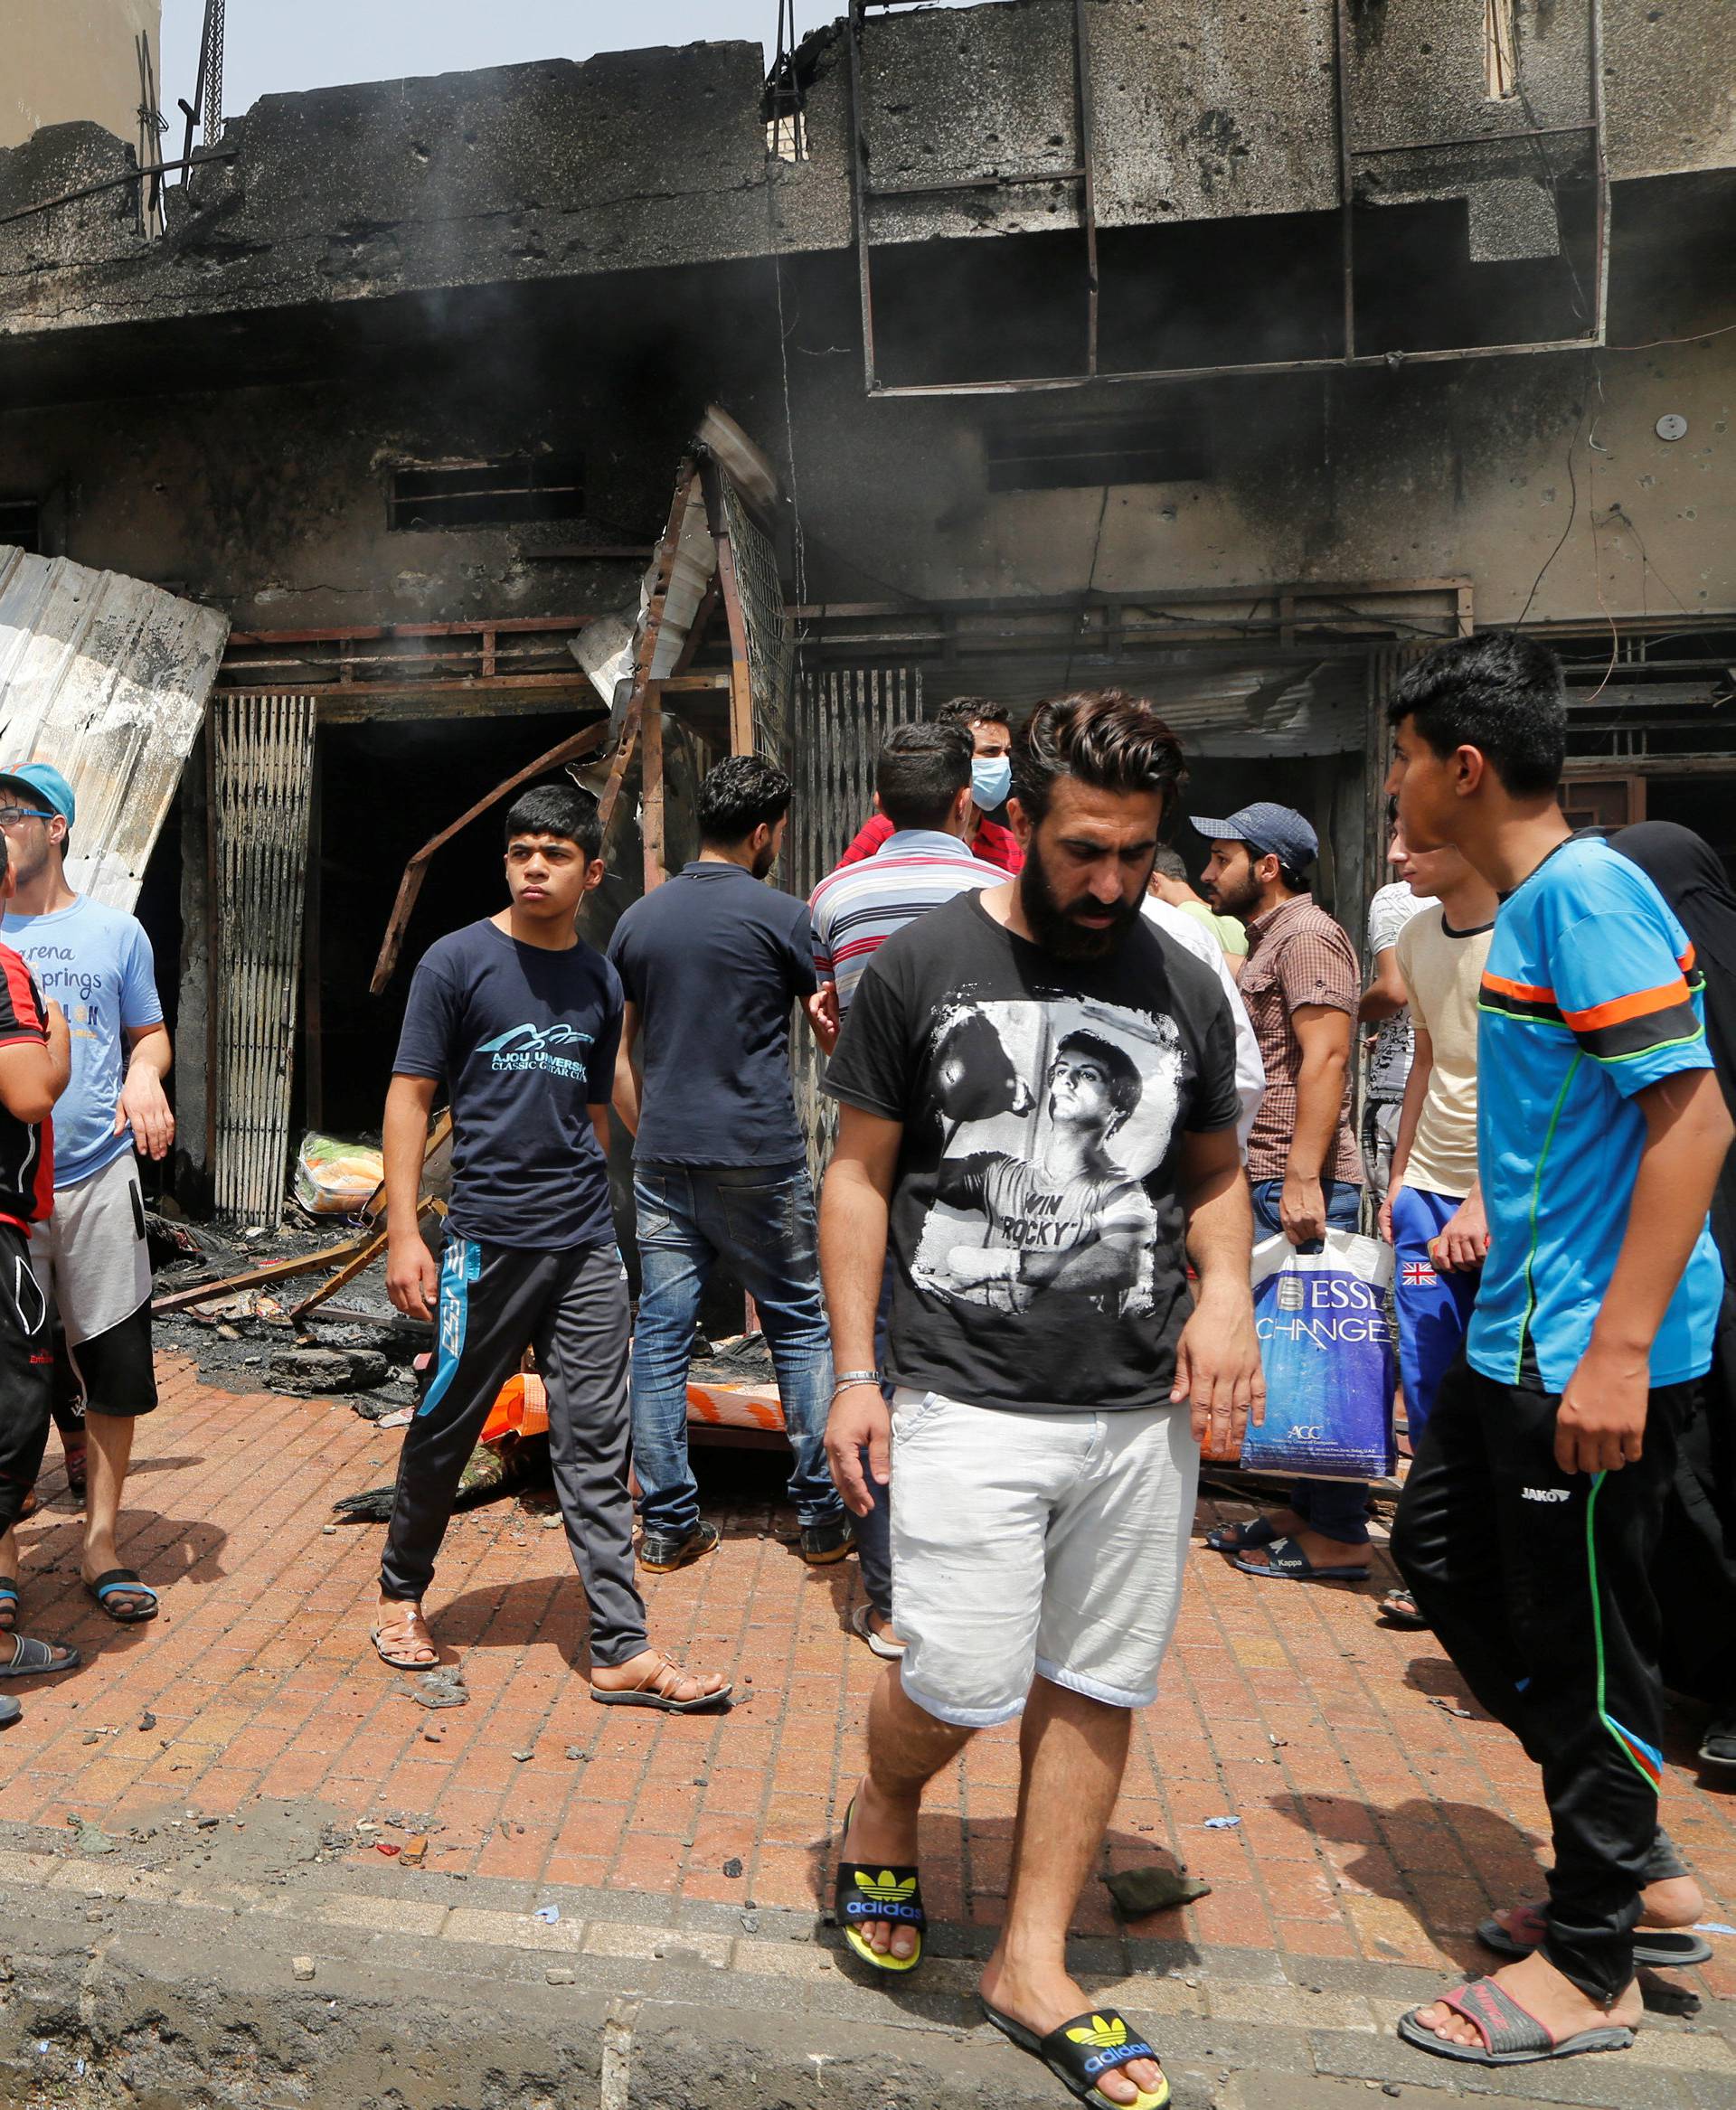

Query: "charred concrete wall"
<box><xmin>0</xmin><ymin>41</ymin><xmax>792</xmax><ymax>342</ymax></box>
<box><xmin>747</xmin><ymin>212</ymin><xmax>1733</xmax><ymax>631</ymax></box>
<box><xmin>2</xmin><ymin>2</ymin><xmax>1728</xmax><ymax>358</ymax></box>
<box><xmin>0</xmin><ymin>269</ymin><xmax>769</xmax><ymax>629</ymax></box>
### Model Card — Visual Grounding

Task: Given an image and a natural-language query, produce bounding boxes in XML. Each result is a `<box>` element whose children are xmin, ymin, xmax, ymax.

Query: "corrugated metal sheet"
<box><xmin>0</xmin><ymin>546</ymin><xmax>230</xmax><ymax>909</ymax></box>
<box><xmin>212</xmin><ymin>695</ymin><xmax>317</xmax><ymax>1228</ymax></box>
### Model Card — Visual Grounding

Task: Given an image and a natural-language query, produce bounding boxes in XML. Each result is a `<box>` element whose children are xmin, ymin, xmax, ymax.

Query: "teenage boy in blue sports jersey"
<box><xmin>1386</xmin><ymin>634</ymin><xmax>1731</xmax><ymax>2070</ymax></box>
<box><xmin>371</xmin><ymin>783</ymin><xmax>728</xmax><ymax>1716</ymax></box>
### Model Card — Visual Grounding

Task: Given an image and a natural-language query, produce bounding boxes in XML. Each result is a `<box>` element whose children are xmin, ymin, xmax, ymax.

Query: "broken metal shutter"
<box><xmin>0</xmin><ymin>546</ymin><xmax>228</xmax><ymax>910</ymax></box>
<box><xmin>716</xmin><ymin>475</ymin><xmax>794</xmax><ymax>761</ymax></box>
<box><xmin>212</xmin><ymin>695</ymin><xmax>316</xmax><ymax>1228</ymax></box>
<box><xmin>789</xmin><ymin>665</ymin><xmax>925</xmax><ymax>1177</ymax></box>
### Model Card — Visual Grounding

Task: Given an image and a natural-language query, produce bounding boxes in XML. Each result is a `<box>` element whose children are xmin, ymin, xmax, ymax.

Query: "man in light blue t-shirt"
<box><xmin>0</xmin><ymin>763</ymin><xmax>172</xmax><ymax>1629</ymax></box>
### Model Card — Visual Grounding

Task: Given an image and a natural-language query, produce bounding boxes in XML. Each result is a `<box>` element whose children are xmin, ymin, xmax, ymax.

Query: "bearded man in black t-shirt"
<box><xmin>818</xmin><ymin>691</ymin><xmax>1263</xmax><ymax>2110</ymax></box>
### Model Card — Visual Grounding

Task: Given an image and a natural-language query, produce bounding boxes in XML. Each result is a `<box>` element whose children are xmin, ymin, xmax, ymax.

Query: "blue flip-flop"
<box><xmin>0</xmin><ymin>1582</ymin><xmax>20</xmax><ymax>1632</ymax></box>
<box><xmin>1232</xmin><ymin>1535</ymin><xmax>1370</xmax><ymax>1582</ymax></box>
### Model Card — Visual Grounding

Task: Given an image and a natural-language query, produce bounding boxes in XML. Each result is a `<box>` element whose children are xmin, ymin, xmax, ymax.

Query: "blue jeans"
<box><xmin>631</xmin><ymin>1162</ymin><xmax>843</xmax><ymax>1537</ymax></box>
<box><xmin>1250</xmin><ymin>1175</ymin><xmax>1372</xmax><ymax>1548</ymax></box>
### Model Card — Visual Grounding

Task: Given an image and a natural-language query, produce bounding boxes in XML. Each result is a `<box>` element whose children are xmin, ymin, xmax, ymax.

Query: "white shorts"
<box><xmin>889</xmin><ymin>1388</ymin><xmax>1199</xmax><ymax>1729</ymax></box>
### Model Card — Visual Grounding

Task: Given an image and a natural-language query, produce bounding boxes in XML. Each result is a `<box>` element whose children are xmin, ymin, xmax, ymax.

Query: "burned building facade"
<box><xmin>0</xmin><ymin>0</ymin><xmax>1731</xmax><ymax>1219</ymax></box>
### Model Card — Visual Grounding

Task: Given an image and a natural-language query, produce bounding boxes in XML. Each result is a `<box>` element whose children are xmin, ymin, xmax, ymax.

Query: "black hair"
<box><xmin>936</xmin><ymin>694</ymin><xmax>1010</xmax><ymax>732</ymax></box>
<box><xmin>696</xmin><ymin>754</ymin><xmax>793</xmax><ymax>847</ymax></box>
<box><xmin>1149</xmin><ymin>845</ymin><xmax>1190</xmax><ymax>882</ymax></box>
<box><xmin>0</xmin><ymin>829</ymin><xmax>9</xmax><ymax>887</ymax></box>
<box><xmin>1052</xmin><ymin>1029</ymin><xmax>1143</xmax><ymax>1127</ymax></box>
<box><xmin>1227</xmin><ymin>838</ymin><xmax>1310</xmax><ymax>896</ymax></box>
<box><xmin>1013</xmin><ymin>689</ymin><xmax>1187</xmax><ymax>827</ymax></box>
<box><xmin>504</xmin><ymin>782</ymin><xmax>602</xmax><ymax>862</ymax></box>
<box><xmin>876</xmin><ymin>720</ymin><xmax>972</xmax><ymax>832</ymax></box>
<box><xmin>1387</xmin><ymin>633</ymin><xmax>1566</xmax><ymax>797</ymax></box>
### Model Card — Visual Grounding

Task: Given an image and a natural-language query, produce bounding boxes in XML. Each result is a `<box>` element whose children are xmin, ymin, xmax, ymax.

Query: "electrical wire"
<box><xmin>1063</xmin><ymin>484</ymin><xmax>1112</xmax><ymax>688</ymax></box>
<box><xmin>1514</xmin><ymin>374</ymin><xmax>1589</xmax><ymax>630</ymax></box>
<box><xmin>1610</xmin><ymin>319</ymin><xmax>1736</xmax><ymax>352</ymax></box>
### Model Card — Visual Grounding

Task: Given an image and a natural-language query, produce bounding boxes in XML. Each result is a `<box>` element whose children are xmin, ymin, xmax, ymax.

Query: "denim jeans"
<box><xmin>631</xmin><ymin>1162</ymin><xmax>843</xmax><ymax>1538</ymax></box>
<box><xmin>1250</xmin><ymin>1174</ymin><xmax>1372</xmax><ymax>1548</ymax></box>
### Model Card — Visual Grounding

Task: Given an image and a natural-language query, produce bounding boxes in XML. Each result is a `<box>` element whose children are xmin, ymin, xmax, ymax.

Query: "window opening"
<box><xmin>388</xmin><ymin>457</ymin><xmax>585</xmax><ymax>532</ymax></box>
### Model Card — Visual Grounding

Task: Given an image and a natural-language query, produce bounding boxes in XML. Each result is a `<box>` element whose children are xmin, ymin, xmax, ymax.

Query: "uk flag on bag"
<box><xmin>1241</xmin><ymin>1231</ymin><xmax>1397</xmax><ymax>1481</ymax></box>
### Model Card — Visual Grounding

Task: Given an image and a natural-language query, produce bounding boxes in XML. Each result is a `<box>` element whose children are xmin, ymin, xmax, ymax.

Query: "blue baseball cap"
<box><xmin>0</xmin><ymin>762</ymin><xmax>75</xmax><ymax>828</ymax></box>
<box><xmin>1191</xmin><ymin>801</ymin><xmax>1317</xmax><ymax>870</ymax></box>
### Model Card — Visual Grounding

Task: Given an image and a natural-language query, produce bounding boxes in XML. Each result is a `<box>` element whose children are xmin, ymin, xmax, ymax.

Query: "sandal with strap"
<box><xmin>981</xmin><ymin>2000</ymin><xmax>1169</xmax><ymax>2109</ymax></box>
<box><xmin>1203</xmin><ymin>1516</ymin><xmax>1278</xmax><ymax>1555</ymax></box>
<box><xmin>589</xmin><ymin>1652</ymin><xmax>731</xmax><ymax>1714</ymax></box>
<box><xmin>85</xmin><ymin>1569</ymin><xmax>158</xmax><ymax>1623</ymax></box>
<box><xmin>1477</xmin><ymin>1900</ymin><xmax>1711</xmax><ymax>1970</ymax></box>
<box><xmin>1233</xmin><ymin>1535</ymin><xmax>1370</xmax><ymax>1583</ymax></box>
<box><xmin>835</xmin><ymin>1795</ymin><xmax>925</xmax><ymax>1974</ymax></box>
<box><xmin>371</xmin><ymin>1602</ymin><xmax>438</xmax><ymax>1671</ymax></box>
<box><xmin>0</xmin><ymin>1582</ymin><xmax>19</xmax><ymax>1634</ymax></box>
<box><xmin>1378</xmin><ymin>1586</ymin><xmax>1429</xmax><ymax>1628</ymax></box>
<box><xmin>0</xmin><ymin>1633</ymin><xmax>79</xmax><ymax>1679</ymax></box>
<box><xmin>1397</xmin><ymin>1978</ymin><xmax>1635</xmax><ymax>2066</ymax></box>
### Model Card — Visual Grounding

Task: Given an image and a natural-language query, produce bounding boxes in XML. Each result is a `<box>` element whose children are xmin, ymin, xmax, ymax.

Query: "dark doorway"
<box><xmin>1642</xmin><ymin>775</ymin><xmax>1736</xmax><ymax>893</ymax></box>
<box><xmin>299</xmin><ymin>710</ymin><xmax>603</xmax><ymax>1139</ymax></box>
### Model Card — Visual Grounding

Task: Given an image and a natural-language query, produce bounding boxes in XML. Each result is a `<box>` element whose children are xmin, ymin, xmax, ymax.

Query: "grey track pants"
<box><xmin>379</xmin><ymin>1234</ymin><xmax>649</xmax><ymax>1670</ymax></box>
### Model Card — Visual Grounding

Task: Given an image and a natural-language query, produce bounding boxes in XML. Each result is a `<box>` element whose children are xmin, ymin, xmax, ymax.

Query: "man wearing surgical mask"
<box><xmin>835</xmin><ymin>698</ymin><xmax>1025</xmax><ymax>875</ymax></box>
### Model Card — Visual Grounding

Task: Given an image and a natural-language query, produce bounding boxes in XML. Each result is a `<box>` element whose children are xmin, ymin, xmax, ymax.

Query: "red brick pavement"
<box><xmin>5</xmin><ymin>1353</ymin><xmax>1734</xmax><ymax>2001</ymax></box>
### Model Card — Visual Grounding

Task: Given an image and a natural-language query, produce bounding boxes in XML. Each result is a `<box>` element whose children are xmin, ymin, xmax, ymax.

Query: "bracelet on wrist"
<box><xmin>832</xmin><ymin>1370</ymin><xmax>882</xmax><ymax>1398</ymax></box>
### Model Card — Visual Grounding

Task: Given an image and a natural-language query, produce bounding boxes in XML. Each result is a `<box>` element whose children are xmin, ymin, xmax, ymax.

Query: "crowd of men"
<box><xmin>0</xmin><ymin>635</ymin><xmax>1732</xmax><ymax>2106</ymax></box>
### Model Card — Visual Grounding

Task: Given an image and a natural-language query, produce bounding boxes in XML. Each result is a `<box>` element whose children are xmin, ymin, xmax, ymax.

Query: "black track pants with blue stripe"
<box><xmin>1392</xmin><ymin>1357</ymin><xmax>1695</xmax><ymax>2002</ymax></box>
<box><xmin>379</xmin><ymin>1234</ymin><xmax>649</xmax><ymax>1669</ymax></box>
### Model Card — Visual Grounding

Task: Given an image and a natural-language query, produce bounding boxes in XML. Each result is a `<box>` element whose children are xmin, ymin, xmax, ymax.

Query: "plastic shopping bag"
<box><xmin>293</xmin><ymin>1132</ymin><xmax>385</xmax><ymax>1215</ymax></box>
<box><xmin>1240</xmin><ymin>1230</ymin><xmax>1396</xmax><ymax>1481</ymax></box>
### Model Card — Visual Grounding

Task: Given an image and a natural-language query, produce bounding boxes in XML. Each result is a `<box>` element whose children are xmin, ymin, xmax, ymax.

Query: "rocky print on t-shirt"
<box><xmin>914</xmin><ymin>996</ymin><xmax>1182</xmax><ymax>1323</ymax></box>
<box><xmin>823</xmin><ymin>891</ymin><xmax>1243</xmax><ymax>1415</ymax></box>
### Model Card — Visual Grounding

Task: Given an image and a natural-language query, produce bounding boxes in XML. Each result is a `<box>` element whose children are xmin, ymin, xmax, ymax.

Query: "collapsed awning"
<box><xmin>0</xmin><ymin>547</ymin><xmax>230</xmax><ymax>909</ymax></box>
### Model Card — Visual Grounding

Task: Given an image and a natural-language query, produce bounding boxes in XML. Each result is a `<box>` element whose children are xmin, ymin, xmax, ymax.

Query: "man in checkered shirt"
<box><xmin>1195</xmin><ymin>802</ymin><xmax>1372</xmax><ymax>1583</ymax></box>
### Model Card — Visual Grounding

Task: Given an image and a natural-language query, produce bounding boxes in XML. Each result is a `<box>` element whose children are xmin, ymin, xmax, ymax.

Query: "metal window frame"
<box><xmin>846</xmin><ymin>0</ymin><xmax>1608</xmax><ymax>399</ymax></box>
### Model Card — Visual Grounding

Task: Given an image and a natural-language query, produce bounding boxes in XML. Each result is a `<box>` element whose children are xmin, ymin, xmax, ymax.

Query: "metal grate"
<box><xmin>717</xmin><ymin>475</ymin><xmax>793</xmax><ymax>761</ymax></box>
<box><xmin>212</xmin><ymin>694</ymin><xmax>316</xmax><ymax>1228</ymax></box>
<box><xmin>788</xmin><ymin>664</ymin><xmax>925</xmax><ymax>1179</ymax></box>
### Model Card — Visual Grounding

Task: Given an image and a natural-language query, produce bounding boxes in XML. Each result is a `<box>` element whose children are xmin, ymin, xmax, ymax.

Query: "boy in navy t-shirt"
<box><xmin>1386</xmin><ymin>636</ymin><xmax>1730</xmax><ymax>2069</ymax></box>
<box><xmin>372</xmin><ymin>783</ymin><xmax>728</xmax><ymax>1714</ymax></box>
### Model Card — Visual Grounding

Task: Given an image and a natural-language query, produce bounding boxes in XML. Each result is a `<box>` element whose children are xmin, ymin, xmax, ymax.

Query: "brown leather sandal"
<box><xmin>371</xmin><ymin>1601</ymin><xmax>438</xmax><ymax>1670</ymax></box>
<box><xmin>590</xmin><ymin>1651</ymin><xmax>732</xmax><ymax>1714</ymax></box>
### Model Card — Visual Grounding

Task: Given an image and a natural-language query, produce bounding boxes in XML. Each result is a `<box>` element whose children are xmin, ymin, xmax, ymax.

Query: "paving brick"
<box><xmin>10</xmin><ymin>1345</ymin><xmax>1733</xmax><ymax>2078</ymax></box>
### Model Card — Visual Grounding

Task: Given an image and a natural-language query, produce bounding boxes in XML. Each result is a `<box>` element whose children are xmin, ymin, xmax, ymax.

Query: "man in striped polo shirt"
<box><xmin>810</xmin><ymin>720</ymin><xmax>1004</xmax><ymax>1654</ymax></box>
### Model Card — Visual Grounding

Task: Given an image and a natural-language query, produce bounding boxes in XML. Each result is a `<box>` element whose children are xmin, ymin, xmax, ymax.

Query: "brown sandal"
<box><xmin>371</xmin><ymin>1602</ymin><xmax>438</xmax><ymax>1670</ymax></box>
<box><xmin>590</xmin><ymin>1651</ymin><xmax>732</xmax><ymax>1714</ymax></box>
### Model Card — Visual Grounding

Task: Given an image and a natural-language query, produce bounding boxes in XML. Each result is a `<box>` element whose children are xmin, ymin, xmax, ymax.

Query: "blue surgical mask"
<box><xmin>971</xmin><ymin>756</ymin><xmax>1013</xmax><ymax>811</ymax></box>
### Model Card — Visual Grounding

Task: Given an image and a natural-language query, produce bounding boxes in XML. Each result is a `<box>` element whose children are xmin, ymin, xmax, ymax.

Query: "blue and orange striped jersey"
<box><xmin>1470</xmin><ymin>834</ymin><xmax>1721</xmax><ymax>1393</ymax></box>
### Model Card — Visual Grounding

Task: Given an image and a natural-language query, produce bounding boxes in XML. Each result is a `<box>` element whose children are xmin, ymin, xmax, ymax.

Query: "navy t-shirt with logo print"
<box><xmin>392</xmin><ymin>918</ymin><xmax>623</xmax><ymax>1251</ymax></box>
